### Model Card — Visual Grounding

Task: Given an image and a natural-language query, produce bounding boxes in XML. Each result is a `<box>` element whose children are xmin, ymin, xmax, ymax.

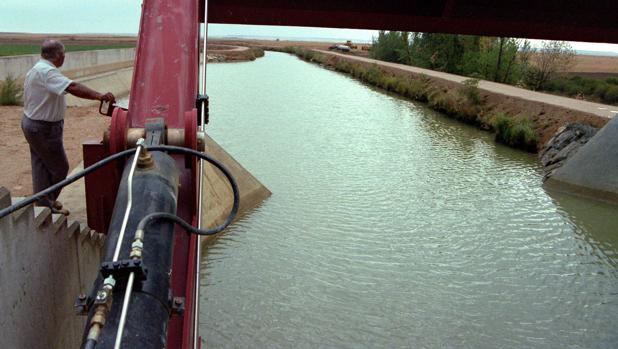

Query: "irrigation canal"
<box><xmin>198</xmin><ymin>52</ymin><xmax>617</xmax><ymax>348</ymax></box>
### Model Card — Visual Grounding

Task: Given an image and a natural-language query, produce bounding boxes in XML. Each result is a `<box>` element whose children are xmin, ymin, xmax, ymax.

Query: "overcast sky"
<box><xmin>2</xmin><ymin>0</ymin><xmax>618</xmax><ymax>53</ymax></box>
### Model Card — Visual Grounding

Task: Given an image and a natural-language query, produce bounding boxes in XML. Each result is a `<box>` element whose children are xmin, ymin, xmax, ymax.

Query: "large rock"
<box><xmin>540</xmin><ymin>123</ymin><xmax>598</xmax><ymax>181</ymax></box>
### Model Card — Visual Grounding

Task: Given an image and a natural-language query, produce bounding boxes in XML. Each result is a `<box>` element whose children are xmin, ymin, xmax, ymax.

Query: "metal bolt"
<box><xmin>96</xmin><ymin>291</ymin><xmax>108</xmax><ymax>301</ymax></box>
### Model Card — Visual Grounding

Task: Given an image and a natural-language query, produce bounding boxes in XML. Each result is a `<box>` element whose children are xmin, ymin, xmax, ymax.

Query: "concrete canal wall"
<box><xmin>66</xmin><ymin>67</ymin><xmax>133</xmax><ymax>107</ymax></box>
<box><xmin>0</xmin><ymin>187</ymin><xmax>103</xmax><ymax>349</ymax></box>
<box><xmin>0</xmin><ymin>48</ymin><xmax>134</xmax><ymax>81</ymax></box>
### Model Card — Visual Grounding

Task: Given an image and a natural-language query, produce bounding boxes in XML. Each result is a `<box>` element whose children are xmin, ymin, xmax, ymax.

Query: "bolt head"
<box><xmin>96</xmin><ymin>291</ymin><xmax>108</xmax><ymax>301</ymax></box>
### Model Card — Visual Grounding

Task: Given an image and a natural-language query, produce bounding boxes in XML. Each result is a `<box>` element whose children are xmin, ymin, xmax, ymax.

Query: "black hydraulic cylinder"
<box><xmin>82</xmin><ymin>151</ymin><xmax>179</xmax><ymax>349</ymax></box>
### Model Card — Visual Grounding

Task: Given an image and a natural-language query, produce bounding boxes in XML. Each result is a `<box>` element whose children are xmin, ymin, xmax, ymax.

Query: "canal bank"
<box><xmin>273</xmin><ymin>47</ymin><xmax>614</xmax><ymax>152</ymax></box>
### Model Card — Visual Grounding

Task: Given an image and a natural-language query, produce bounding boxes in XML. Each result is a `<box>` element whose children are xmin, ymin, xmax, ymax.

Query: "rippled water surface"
<box><xmin>199</xmin><ymin>52</ymin><xmax>617</xmax><ymax>348</ymax></box>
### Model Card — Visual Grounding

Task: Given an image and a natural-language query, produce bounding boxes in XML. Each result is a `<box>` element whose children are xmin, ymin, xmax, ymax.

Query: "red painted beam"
<box><xmin>204</xmin><ymin>0</ymin><xmax>618</xmax><ymax>44</ymax></box>
<box><xmin>129</xmin><ymin>0</ymin><xmax>200</xmax><ymax>128</ymax></box>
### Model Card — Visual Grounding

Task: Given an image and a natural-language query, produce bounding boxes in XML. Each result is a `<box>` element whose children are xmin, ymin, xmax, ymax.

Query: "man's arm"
<box><xmin>65</xmin><ymin>82</ymin><xmax>115</xmax><ymax>102</ymax></box>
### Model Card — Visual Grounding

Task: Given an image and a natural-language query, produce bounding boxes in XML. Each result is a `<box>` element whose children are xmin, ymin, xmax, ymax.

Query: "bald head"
<box><xmin>41</xmin><ymin>39</ymin><xmax>65</xmax><ymax>62</ymax></box>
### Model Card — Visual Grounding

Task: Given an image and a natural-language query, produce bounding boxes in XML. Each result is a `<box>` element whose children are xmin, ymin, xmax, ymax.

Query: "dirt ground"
<box><xmin>0</xmin><ymin>106</ymin><xmax>109</xmax><ymax>197</ymax></box>
<box><xmin>0</xmin><ymin>32</ymin><xmax>136</xmax><ymax>46</ymax></box>
<box><xmin>568</xmin><ymin>55</ymin><xmax>618</xmax><ymax>75</ymax></box>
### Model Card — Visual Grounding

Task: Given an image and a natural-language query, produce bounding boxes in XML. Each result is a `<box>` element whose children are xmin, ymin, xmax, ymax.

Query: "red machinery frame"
<box><xmin>83</xmin><ymin>0</ymin><xmax>201</xmax><ymax>347</ymax></box>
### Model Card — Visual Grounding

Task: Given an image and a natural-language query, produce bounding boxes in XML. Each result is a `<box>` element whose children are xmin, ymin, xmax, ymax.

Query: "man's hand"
<box><xmin>100</xmin><ymin>92</ymin><xmax>116</xmax><ymax>103</ymax></box>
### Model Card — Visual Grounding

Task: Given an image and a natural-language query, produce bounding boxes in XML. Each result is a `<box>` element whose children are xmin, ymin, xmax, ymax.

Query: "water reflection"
<box><xmin>548</xmin><ymin>190</ymin><xmax>618</xmax><ymax>268</ymax></box>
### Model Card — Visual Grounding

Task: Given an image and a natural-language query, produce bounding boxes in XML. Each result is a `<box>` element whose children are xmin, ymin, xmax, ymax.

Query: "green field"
<box><xmin>0</xmin><ymin>43</ymin><xmax>135</xmax><ymax>57</ymax></box>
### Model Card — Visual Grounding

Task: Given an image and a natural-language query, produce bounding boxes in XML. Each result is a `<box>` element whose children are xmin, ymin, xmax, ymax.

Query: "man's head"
<box><xmin>41</xmin><ymin>39</ymin><xmax>65</xmax><ymax>68</ymax></box>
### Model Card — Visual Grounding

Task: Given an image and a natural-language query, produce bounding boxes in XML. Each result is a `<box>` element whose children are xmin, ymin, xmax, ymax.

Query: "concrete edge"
<box><xmin>199</xmin><ymin>134</ymin><xmax>272</xmax><ymax>246</ymax></box>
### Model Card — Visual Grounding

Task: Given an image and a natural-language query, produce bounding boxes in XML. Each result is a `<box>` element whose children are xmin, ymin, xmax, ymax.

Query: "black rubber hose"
<box><xmin>137</xmin><ymin>145</ymin><xmax>240</xmax><ymax>235</ymax></box>
<box><xmin>0</xmin><ymin>145</ymin><xmax>239</xmax><ymax>236</ymax></box>
<box><xmin>83</xmin><ymin>338</ymin><xmax>97</xmax><ymax>349</ymax></box>
<box><xmin>0</xmin><ymin>148</ymin><xmax>137</xmax><ymax>219</ymax></box>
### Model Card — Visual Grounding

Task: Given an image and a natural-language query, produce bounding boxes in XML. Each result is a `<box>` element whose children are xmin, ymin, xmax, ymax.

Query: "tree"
<box><xmin>370</xmin><ymin>31</ymin><xmax>407</xmax><ymax>63</ymax></box>
<box><xmin>475</xmin><ymin>37</ymin><xmax>523</xmax><ymax>84</ymax></box>
<box><xmin>409</xmin><ymin>33</ymin><xmax>469</xmax><ymax>74</ymax></box>
<box><xmin>524</xmin><ymin>41</ymin><xmax>575</xmax><ymax>90</ymax></box>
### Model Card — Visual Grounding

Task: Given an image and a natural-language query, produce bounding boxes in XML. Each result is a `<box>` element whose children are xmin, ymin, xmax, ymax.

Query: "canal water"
<box><xmin>199</xmin><ymin>52</ymin><xmax>617</xmax><ymax>348</ymax></box>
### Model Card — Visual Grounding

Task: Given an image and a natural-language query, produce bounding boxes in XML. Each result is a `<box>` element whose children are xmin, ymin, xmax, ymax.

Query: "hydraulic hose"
<box><xmin>0</xmin><ymin>148</ymin><xmax>137</xmax><ymax>219</ymax></box>
<box><xmin>142</xmin><ymin>145</ymin><xmax>239</xmax><ymax>236</ymax></box>
<box><xmin>0</xmin><ymin>145</ymin><xmax>239</xmax><ymax>236</ymax></box>
<box><xmin>84</xmin><ymin>339</ymin><xmax>97</xmax><ymax>349</ymax></box>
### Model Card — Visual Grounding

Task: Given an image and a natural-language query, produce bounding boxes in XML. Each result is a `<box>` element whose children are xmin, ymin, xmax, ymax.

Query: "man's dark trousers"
<box><xmin>20</xmin><ymin>115</ymin><xmax>69</xmax><ymax>207</ymax></box>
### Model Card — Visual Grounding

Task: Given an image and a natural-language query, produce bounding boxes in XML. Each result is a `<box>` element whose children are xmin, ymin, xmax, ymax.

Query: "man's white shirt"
<box><xmin>23</xmin><ymin>59</ymin><xmax>72</xmax><ymax>122</ymax></box>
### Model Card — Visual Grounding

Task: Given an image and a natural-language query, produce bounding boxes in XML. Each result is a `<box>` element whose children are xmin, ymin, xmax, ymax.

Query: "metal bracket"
<box><xmin>196</xmin><ymin>94</ymin><xmax>209</xmax><ymax>126</ymax></box>
<box><xmin>171</xmin><ymin>296</ymin><xmax>185</xmax><ymax>315</ymax></box>
<box><xmin>100</xmin><ymin>259</ymin><xmax>148</xmax><ymax>283</ymax></box>
<box><xmin>144</xmin><ymin>118</ymin><xmax>167</xmax><ymax>146</ymax></box>
<box><xmin>74</xmin><ymin>294</ymin><xmax>91</xmax><ymax>315</ymax></box>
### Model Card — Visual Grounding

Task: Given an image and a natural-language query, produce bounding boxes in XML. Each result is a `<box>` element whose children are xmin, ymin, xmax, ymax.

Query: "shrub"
<box><xmin>491</xmin><ymin>113</ymin><xmax>513</xmax><ymax>143</ymax></box>
<box><xmin>604</xmin><ymin>85</ymin><xmax>618</xmax><ymax>104</ymax></box>
<box><xmin>379</xmin><ymin>75</ymin><xmax>398</xmax><ymax>91</ymax></box>
<box><xmin>459</xmin><ymin>78</ymin><xmax>481</xmax><ymax>105</ymax></box>
<box><xmin>362</xmin><ymin>66</ymin><xmax>382</xmax><ymax>85</ymax></box>
<box><xmin>394</xmin><ymin>79</ymin><xmax>409</xmax><ymax>95</ymax></box>
<box><xmin>406</xmin><ymin>78</ymin><xmax>429</xmax><ymax>101</ymax></box>
<box><xmin>251</xmin><ymin>47</ymin><xmax>265</xmax><ymax>58</ymax></box>
<box><xmin>491</xmin><ymin>113</ymin><xmax>537</xmax><ymax>152</ymax></box>
<box><xmin>542</xmin><ymin>75</ymin><xmax>618</xmax><ymax>105</ymax></box>
<box><xmin>453</xmin><ymin>102</ymin><xmax>480</xmax><ymax>124</ymax></box>
<box><xmin>509</xmin><ymin>118</ymin><xmax>538</xmax><ymax>152</ymax></box>
<box><xmin>0</xmin><ymin>75</ymin><xmax>23</xmax><ymax>106</ymax></box>
<box><xmin>350</xmin><ymin>65</ymin><xmax>366</xmax><ymax>79</ymax></box>
<box><xmin>606</xmin><ymin>77</ymin><xmax>618</xmax><ymax>85</ymax></box>
<box><xmin>335</xmin><ymin>60</ymin><xmax>352</xmax><ymax>73</ymax></box>
<box><xmin>427</xmin><ymin>89</ymin><xmax>448</xmax><ymax>111</ymax></box>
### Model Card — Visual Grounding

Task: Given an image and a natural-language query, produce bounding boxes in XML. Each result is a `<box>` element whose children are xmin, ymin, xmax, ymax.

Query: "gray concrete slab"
<box><xmin>545</xmin><ymin>117</ymin><xmax>618</xmax><ymax>203</ymax></box>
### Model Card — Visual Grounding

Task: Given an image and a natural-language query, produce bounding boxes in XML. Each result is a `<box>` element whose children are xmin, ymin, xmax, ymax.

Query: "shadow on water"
<box><xmin>547</xmin><ymin>189</ymin><xmax>618</xmax><ymax>266</ymax></box>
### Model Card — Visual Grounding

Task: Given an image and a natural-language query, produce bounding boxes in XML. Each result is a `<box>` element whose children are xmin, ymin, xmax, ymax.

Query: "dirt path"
<box><xmin>0</xmin><ymin>106</ymin><xmax>109</xmax><ymax>197</ymax></box>
<box><xmin>318</xmin><ymin>50</ymin><xmax>618</xmax><ymax>119</ymax></box>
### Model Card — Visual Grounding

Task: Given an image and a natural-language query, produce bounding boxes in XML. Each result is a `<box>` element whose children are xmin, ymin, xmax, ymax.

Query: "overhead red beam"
<box><xmin>203</xmin><ymin>0</ymin><xmax>618</xmax><ymax>44</ymax></box>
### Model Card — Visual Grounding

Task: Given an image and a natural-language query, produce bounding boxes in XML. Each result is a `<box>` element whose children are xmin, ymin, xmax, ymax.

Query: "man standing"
<box><xmin>21</xmin><ymin>39</ymin><xmax>115</xmax><ymax>215</ymax></box>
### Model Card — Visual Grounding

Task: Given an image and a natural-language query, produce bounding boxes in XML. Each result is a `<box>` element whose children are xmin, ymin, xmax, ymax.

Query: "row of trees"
<box><xmin>370</xmin><ymin>32</ymin><xmax>574</xmax><ymax>90</ymax></box>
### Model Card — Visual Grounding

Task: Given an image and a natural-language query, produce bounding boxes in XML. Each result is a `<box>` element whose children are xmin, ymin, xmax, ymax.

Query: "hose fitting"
<box><xmin>130</xmin><ymin>229</ymin><xmax>145</xmax><ymax>260</ymax></box>
<box><xmin>85</xmin><ymin>276</ymin><xmax>116</xmax><ymax>346</ymax></box>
